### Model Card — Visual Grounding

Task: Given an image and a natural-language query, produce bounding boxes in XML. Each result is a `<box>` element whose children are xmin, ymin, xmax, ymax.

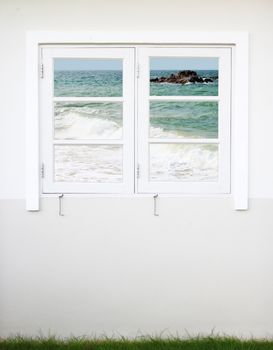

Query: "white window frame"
<box><xmin>26</xmin><ymin>31</ymin><xmax>249</xmax><ymax>211</ymax></box>
<box><xmin>137</xmin><ymin>47</ymin><xmax>231</xmax><ymax>194</ymax></box>
<box><xmin>40</xmin><ymin>47</ymin><xmax>135</xmax><ymax>194</ymax></box>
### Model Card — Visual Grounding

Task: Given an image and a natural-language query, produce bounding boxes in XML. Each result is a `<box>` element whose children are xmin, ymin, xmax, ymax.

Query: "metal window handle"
<box><xmin>59</xmin><ymin>194</ymin><xmax>64</xmax><ymax>216</ymax></box>
<box><xmin>153</xmin><ymin>194</ymin><xmax>159</xmax><ymax>216</ymax></box>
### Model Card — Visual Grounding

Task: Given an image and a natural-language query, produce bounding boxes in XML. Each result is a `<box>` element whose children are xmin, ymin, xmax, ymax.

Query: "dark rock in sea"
<box><xmin>150</xmin><ymin>70</ymin><xmax>214</xmax><ymax>85</ymax></box>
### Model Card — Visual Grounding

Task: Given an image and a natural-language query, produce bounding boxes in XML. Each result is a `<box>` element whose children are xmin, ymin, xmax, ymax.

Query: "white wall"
<box><xmin>0</xmin><ymin>0</ymin><xmax>273</xmax><ymax>338</ymax></box>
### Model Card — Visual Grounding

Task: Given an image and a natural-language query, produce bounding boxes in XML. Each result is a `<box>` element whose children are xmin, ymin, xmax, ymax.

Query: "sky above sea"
<box><xmin>54</xmin><ymin>57</ymin><xmax>218</xmax><ymax>71</ymax></box>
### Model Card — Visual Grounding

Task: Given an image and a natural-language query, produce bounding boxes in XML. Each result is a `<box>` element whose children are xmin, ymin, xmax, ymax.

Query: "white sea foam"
<box><xmin>150</xmin><ymin>126</ymin><xmax>188</xmax><ymax>139</ymax></box>
<box><xmin>55</xmin><ymin>143</ymin><xmax>217</xmax><ymax>183</ymax></box>
<box><xmin>54</xmin><ymin>110</ymin><xmax>217</xmax><ymax>183</ymax></box>
<box><xmin>150</xmin><ymin>143</ymin><xmax>218</xmax><ymax>181</ymax></box>
<box><xmin>55</xmin><ymin>112</ymin><xmax>122</xmax><ymax>139</ymax></box>
<box><xmin>55</xmin><ymin>145</ymin><xmax>122</xmax><ymax>183</ymax></box>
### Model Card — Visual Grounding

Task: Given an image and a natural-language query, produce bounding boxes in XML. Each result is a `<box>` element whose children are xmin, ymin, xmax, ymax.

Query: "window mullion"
<box><xmin>53</xmin><ymin>140</ymin><xmax>124</xmax><ymax>145</ymax></box>
<box><xmin>53</xmin><ymin>97</ymin><xmax>124</xmax><ymax>103</ymax></box>
<box><xmin>149</xmin><ymin>96</ymin><xmax>219</xmax><ymax>102</ymax></box>
<box><xmin>148</xmin><ymin>138</ymin><xmax>219</xmax><ymax>144</ymax></box>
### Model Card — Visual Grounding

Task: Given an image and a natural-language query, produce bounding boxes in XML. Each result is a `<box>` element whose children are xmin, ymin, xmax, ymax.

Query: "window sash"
<box><xmin>137</xmin><ymin>47</ymin><xmax>231</xmax><ymax>194</ymax></box>
<box><xmin>40</xmin><ymin>47</ymin><xmax>135</xmax><ymax>194</ymax></box>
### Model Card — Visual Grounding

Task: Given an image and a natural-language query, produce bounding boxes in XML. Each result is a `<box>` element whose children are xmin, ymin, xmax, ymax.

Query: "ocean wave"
<box><xmin>150</xmin><ymin>126</ymin><xmax>188</xmax><ymax>138</ymax></box>
<box><xmin>55</xmin><ymin>145</ymin><xmax>122</xmax><ymax>183</ymax></box>
<box><xmin>55</xmin><ymin>111</ymin><xmax>122</xmax><ymax>139</ymax></box>
<box><xmin>150</xmin><ymin>143</ymin><xmax>218</xmax><ymax>181</ymax></box>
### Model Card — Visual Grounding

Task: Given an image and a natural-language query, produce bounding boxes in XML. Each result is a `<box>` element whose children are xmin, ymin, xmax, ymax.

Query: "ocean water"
<box><xmin>54</xmin><ymin>70</ymin><xmax>218</xmax><ymax>182</ymax></box>
<box><xmin>55</xmin><ymin>145</ymin><xmax>123</xmax><ymax>183</ymax></box>
<box><xmin>54</xmin><ymin>102</ymin><xmax>123</xmax><ymax>140</ymax></box>
<box><xmin>55</xmin><ymin>70</ymin><xmax>123</xmax><ymax>97</ymax></box>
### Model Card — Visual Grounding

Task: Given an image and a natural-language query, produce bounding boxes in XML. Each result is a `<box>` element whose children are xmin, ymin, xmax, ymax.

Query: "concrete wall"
<box><xmin>0</xmin><ymin>0</ymin><xmax>273</xmax><ymax>338</ymax></box>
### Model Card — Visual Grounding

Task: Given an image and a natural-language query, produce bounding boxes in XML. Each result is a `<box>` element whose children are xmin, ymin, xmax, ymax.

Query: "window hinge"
<box><xmin>40</xmin><ymin>63</ymin><xmax>44</xmax><ymax>79</ymax></box>
<box><xmin>137</xmin><ymin>163</ymin><xmax>140</xmax><ymax>178</ymax></box>
<box><xmin>136</xmin><ymin>63</ymin><xmax>140</xmax><ymax>79</ymax></box>
<box><xmin>40</xmin><ymin>163</ymin><xmax>45</xmax><ymax>178</ymax></box>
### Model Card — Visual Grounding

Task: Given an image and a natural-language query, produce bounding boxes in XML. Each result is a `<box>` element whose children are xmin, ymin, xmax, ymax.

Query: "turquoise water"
<box><xmin>54</xmin><ymin>102</ymin><xmax>123</xmax><ymax>140</ymax></box>
<box><xmin>54</xmin><ymin>70</ymin><xmax>218</xmax><ymax>139</ymax></box>
<box><xmin>55</xmin><ymin>70</ymin><xmax>123</xmax><ymax>97</ymax></box>
<box><xmin>150</xmin><ymin>101</ymin><xmax>218</xmax><ymax>139</ymax></box>
<box><xmin>54</xmin><ymin>69</ymin><xmax>218</xmax><ymax>182</ymax></box>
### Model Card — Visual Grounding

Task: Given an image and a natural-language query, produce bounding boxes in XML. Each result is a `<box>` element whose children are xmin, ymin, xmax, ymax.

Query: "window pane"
<box><xmin>54</xmin><ymin>59</ymin><xmax>123</xmax><ymax>97</ymax></box>
<box><xmin>150</xmin><ymin>57</ymin><xmax>218</xmax><ymax>96</ymax></box>
<box><xmin>149</xmin><ymin>143</ymin><xmax>218</xmax><ymax>181</ymax></box>
<box><xmin>150</xmin><ymin>101</ymin><xmax>218</xmax><ymax>139</ymax></box>
<box><xmin>54</xmin><ymin>145</ymin><xmax>122</xmax><ymax>183</ymax></box>
<box><xmin>54</xmin><ymin>102</ymin><xmax>123</xmax><ymax>140</ymax></box>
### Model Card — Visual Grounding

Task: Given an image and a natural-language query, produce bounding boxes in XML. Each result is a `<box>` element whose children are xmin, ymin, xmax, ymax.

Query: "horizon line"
<box><xmin>55</xmin><ymin>68</ymin><xmax>218</xmax><ymax>72</ymax></box>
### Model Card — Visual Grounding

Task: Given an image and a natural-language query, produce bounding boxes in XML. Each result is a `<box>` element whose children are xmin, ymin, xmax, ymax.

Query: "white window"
<box><xmin>40</xmin><ymin>48</ymin><xmax>135</xmax><ymax>194</ymax></box>
<box><xmin>40</xmin><ymin>46</ymin><xmax>231</xmax><ymax>195</ymax></box>
<box><xmin>137</xmin><ymin>47</ymin><xmax>231</xmax><ymax>194</ymax></box>
<box><xmin>26</xmin><ymin>32</ymin><xmax>249</xmax><ymax>210</ymax></box>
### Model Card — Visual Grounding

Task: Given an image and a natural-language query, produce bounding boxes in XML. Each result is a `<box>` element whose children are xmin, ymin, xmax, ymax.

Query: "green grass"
<box><xmin>1</xmin><ymin>337</ymin><xmax>273</xmax><ymax>350</ymax></box>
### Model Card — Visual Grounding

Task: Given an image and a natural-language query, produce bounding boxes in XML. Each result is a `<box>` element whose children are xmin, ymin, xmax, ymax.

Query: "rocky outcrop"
<box><xmin>150</xmin><ymin>70</ymin><xmax>215</xmax><ymax>85</ymax></box>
